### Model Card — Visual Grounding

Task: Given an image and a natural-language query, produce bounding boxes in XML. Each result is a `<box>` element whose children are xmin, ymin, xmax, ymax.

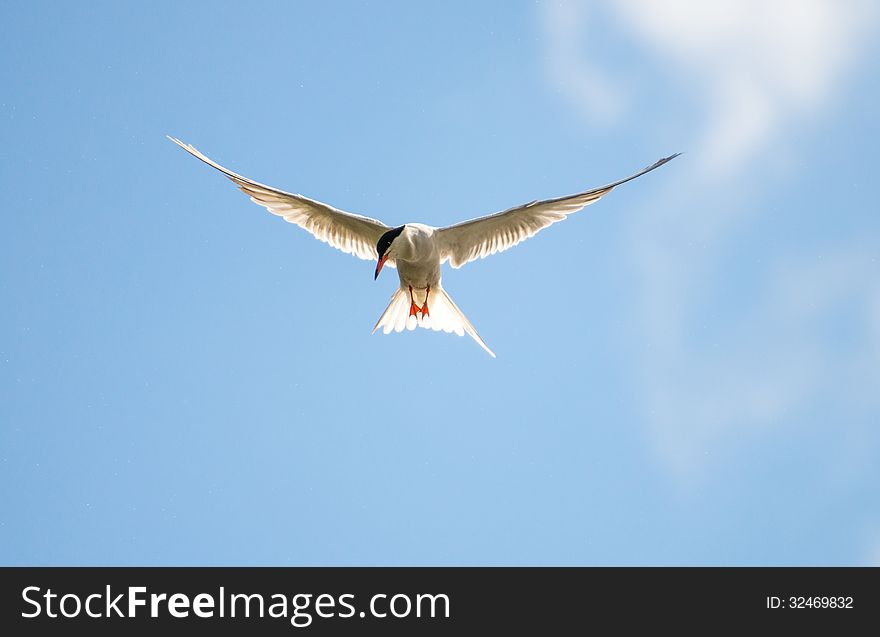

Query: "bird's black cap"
<box><xmin>376</xmin><ymin>225</ymin><xmax>406</xmax><ymax>259</ymax></box>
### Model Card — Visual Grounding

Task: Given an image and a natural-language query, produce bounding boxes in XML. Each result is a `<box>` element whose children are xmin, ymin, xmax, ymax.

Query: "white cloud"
<box><xmin>638</xmin><ymin>240</ymin><xmax>880</xmax><ymax>474</ymax></box>
<box><xmin>540</xmin><ymin>0</ymin><xmax>879</xmax><ymax>477</ymax></box>
<box><xmin>615</xmin><ymin>0</ymin><xmax>869</xmax><ymax>175</ymax></box>
<box><xmin>541</xmin><ymin>2</ymin><xmax>628</xmax><ymax>126</ymax></box>
<box><xmin>544</xmin><ymin>0</ymin><xmax>874</xmax><ymax>175</ymax></box>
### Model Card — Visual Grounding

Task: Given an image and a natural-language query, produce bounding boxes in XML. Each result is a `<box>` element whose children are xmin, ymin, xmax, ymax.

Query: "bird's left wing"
<box><xmin>168</xmin><ymin>136</ymin><xmax>390</xmax><ymax>261</ymax></box>
<box><xmin>436</xmin><ymin>154</ymin><xmax>679</xmax><ymax>268</ymax></box>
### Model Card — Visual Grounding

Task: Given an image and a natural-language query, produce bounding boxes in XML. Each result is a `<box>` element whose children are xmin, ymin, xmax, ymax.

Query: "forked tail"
<box><xmin>371</xmin><ymin>285</ymin><xmax>496</xmax><ymax>357</ymax></box>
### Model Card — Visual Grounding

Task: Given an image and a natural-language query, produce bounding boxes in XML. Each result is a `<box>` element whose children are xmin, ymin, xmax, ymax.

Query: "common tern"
<box><xmin>169</xmin><ymin>136</ymin><xmax>678</xmax><ymax>357</ymax></box>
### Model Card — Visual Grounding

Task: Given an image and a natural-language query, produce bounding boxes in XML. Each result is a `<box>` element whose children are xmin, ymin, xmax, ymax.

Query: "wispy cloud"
<box><xmin>545</xmin><ymin>0</ymin><xmax>874</xmax><ymax>175</ymax></box>
<box><xmin>541</xmin><ymin>2</ymin><xmax>628</xmax><ymax>126</ymax></box>
<box><xmin>541</xmin><ymin>0</ymin><xmax>879</xmax><ymax>477</ymax></box>
<box><xmin>613</xmin><ymin>0</ymin><xmax>870</xmax><ymax>175</ymax></box>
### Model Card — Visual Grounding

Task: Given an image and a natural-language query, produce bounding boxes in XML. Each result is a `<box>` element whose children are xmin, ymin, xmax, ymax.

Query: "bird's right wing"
<box><xmin>436</xmin><ymin>154</ymin><xmax>679</xmax><ymax>268</ymax></box>
<box><xmin>168</xmin><ymin>136</ymin><xmax>390</xmax><ymax>261</ymax></box>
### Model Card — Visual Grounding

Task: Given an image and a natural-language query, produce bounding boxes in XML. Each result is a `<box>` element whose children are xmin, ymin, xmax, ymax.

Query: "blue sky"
<box><xmin>1</xmin><ymin>1</ymin><xmax>878</xmax><ymax>565</ymax></box>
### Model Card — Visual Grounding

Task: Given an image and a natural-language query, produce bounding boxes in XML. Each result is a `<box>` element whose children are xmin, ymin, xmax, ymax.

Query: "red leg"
<box><xmin>421</xmin><ymin>285</ymin><xmax>431</xmax><ymax>317</ymax></box>
<box><xmin>408</xmin><ymin>286</ymin><xmax>420</xmax><ymax>317</ymax></box>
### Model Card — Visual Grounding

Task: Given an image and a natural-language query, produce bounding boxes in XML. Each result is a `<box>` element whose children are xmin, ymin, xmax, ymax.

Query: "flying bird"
<box><xmin>168</xmin><ymin>136</ymin><xmax>679</xmax><ymax>357</ymax></box>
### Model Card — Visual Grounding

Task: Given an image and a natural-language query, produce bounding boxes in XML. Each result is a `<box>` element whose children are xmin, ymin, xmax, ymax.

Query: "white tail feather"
<box><xmin>371</xmin><ymin>286</ymin><xmax>496</xmax><ymax>357</ymax></box>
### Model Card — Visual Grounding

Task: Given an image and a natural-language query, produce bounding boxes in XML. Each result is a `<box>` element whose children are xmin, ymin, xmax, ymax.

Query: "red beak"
<box><xmin>374</xmin><ymin>254</ymin><xmax>389</xmax><ymax>280</ymax></box>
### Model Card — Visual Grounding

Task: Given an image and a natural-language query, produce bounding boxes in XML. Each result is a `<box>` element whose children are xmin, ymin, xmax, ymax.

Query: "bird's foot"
<box><xmin>409</xmin><ymin>302</ymin><xmax>421</xmax><ymax>317</ymax></box>
<box><xmin>421</xmin><ymin>285</ymin><xmax>431</xmax><ymax>318</ymax></box>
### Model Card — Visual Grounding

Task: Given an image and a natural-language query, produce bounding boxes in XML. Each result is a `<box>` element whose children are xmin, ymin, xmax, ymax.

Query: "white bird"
<box><xmin>169</xmin><ymin>136</ymin><xmax>678</xmax><ymax>357</ymax></box>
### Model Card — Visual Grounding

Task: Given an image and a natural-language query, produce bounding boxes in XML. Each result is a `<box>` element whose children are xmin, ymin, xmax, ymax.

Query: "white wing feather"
<box><xmin>437</xmin><ymin>154</ymin><xmax>680</xmax><ymax>268</ymax></box>
<box><xmin>168</xmin><ymin>136</ymin><xmax>389</xmax><ymax>261</ymax></box>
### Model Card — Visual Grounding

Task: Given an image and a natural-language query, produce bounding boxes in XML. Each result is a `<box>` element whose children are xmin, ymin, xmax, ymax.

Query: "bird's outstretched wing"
<box><xmin>168</xmin><ymin>137</ymin><xmax>390</xmax><ymax>261</ymax></box>
<box><xmin>436</xmin><ymin>154</ymin><xmax>680</xmax><ymax>268</ymax></box>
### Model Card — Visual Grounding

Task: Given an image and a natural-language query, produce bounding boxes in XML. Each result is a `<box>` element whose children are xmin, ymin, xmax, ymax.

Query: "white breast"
<box><xmin>394</xmin><ymin>224</ymin><xmax>441</xmax><ymax>288</ymax></box>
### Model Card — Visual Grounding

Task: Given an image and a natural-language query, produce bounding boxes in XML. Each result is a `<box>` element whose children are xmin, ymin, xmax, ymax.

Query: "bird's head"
<box><xmin>374</xmin><ymin>225</ymin><xmax>406</xmax><ymax>280</ymax></box>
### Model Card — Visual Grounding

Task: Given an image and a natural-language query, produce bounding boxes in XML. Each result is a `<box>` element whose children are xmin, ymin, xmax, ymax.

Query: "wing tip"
<box><xmin>474</xmin><ymin>335</ymin><xmax>497</xmax><ymax>358</ymax></box>
<box><xmin>609</xmin><ymin>151</ymin><xmax>681</xmax><ymax>188</ymax></box>
<box><xmin>167</xmin><ymin>135</ymin><xmax>197</xmax><ymax>155</ymax></box>
<box><xmin>653</xmin><ymin>152</ymin><xmax>683</xmax><ymax>169</ymax></box>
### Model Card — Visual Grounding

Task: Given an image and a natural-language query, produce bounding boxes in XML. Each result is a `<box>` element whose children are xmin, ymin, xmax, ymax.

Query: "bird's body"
<box><xmin>391</xmin><ymin>224</ymin><xmax>442</xmax><ymax>291</ymax></box>
<box><xmin>169</xmin><ymin>136</ymin><xmax>678</xmax><ymax>357</ymax></box>
<box><xmin>369</xmin><ymin>222</ymin><xmax>495</xmax><ymax>352</ymax></box>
